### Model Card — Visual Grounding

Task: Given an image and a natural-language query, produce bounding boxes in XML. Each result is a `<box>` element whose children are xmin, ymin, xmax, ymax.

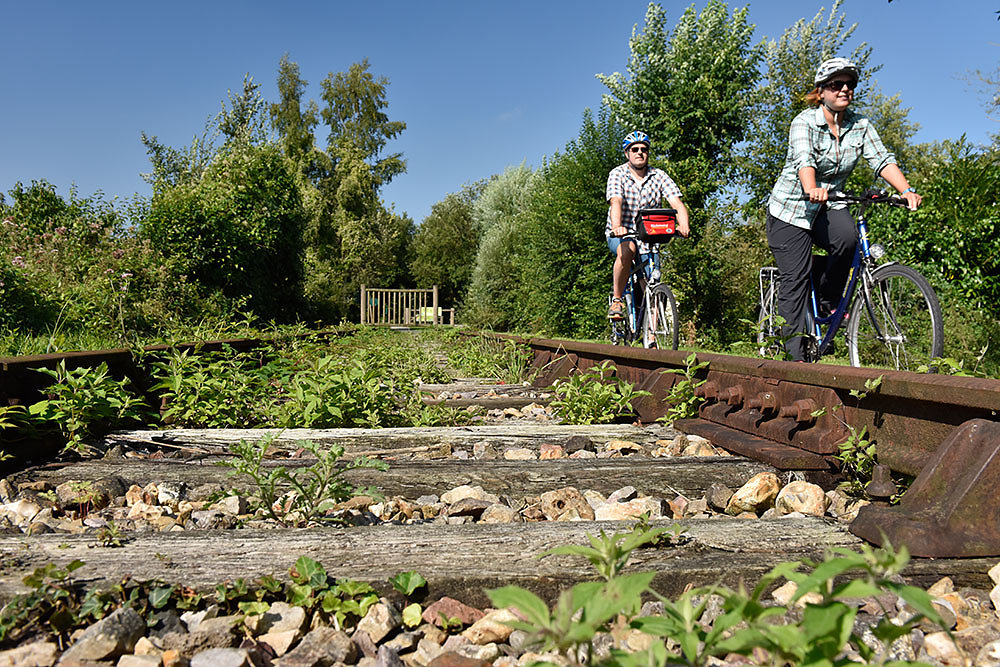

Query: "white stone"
<box><xmin>0</xmin><ymin>498</ymin><xmax>41</xmax><ymax>525</ymax></box>
<box><xmin>923</xmin><ymin>631</ymin><xmax>962</xmax><ymax>665</ymax></box>
<box><xmin>462</xmin><ymin>609</ymin><xmax>519</xmax><ymax>644</ymax></box>
<box><xmin>725</xmin><ymin>472</ymin><xmax>781</xmax><ymax>515</ymax></box>
<box><xmin>775</xmin><ymin>481</ymin><xmax>828</xmax><ymax>517</ymax></box>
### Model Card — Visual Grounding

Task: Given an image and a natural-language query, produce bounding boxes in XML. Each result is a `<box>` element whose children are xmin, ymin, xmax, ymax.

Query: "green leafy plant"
<box><xmin>812</xmin><ymin>375</ymin><xmax>886</xmax><ymax>496</ymax></box>
<box><xmin>543</xmin><ymin>526</ymin><xmax>678</xmax><ymax>582</ymax></box>
<box><xmin>389</xmin><ymin>570</ymin><xmax>428</xmax><ymax>598</ymax></box>
<box><xmin>221</xmin><ymin>434</ymin><xmax>388</xmax><ymax>526</ymax></box>
<box><xmin>390</xmin><ymin>570</ymin><xmax>428</xmax><ymax>629</ymax></box>
<box><xmin>659</xmin><ymin>352</ymin><xmax>709</xmax><ymax>425</ymax></box>
<box><xmin>287</xmin><ymin>557</ymin><xmax>379</xmax><ymax>630</ymax></box>
<box><xmin>551</xmin><ymin>361</ymin><xmax>650</xmax><ymax>425</ymax></box>
<box><xmin>277</xmin><ymin>358</ymin><xmax>398</xmax><ymax>429</ymax></box>
<box><xmin>916</xmin><ymin>346</ymin><xmax>990</xmax><ymax>377</ymax></box>
<box><xmin>0</xmin><ymin>560</ymin><xmax>86</xmax><ymax>646</ymax></box>
<box><xmin>445</xmin><ymin>334</ymin><xmax>532</xmax><ymax>385</ymax></box>
<box><xmin>738</xmin><ymin>313</ymin><xmax>793</xmax><ymax>360</ymax></box>
<box><xmin>0</xmin><ymin>405</ymin><xmax>28</xmax><ymax>463</ymax></box>
<box><xmin>399</xmin><ymin>399</ymin><xmax>477</xmax><ymax>428</ymax></box>
<box><xmin>95</xmin><ymin>521</ymin><xmax>128</xmax><ymax>548</ymax></box>
<box><xmin>149</xmin><ymin>346</ymin><xmax>277</xmax><ymax>428</ymax></box>
<box><xmin>491</xmin><ymin>527</ymin><xmax>948</xmax><ymax>667</ymax></box>
<box><xmin>28</xmin><ymin>361</ymin><xmax>150</xmax><ymax>452</ymax></box>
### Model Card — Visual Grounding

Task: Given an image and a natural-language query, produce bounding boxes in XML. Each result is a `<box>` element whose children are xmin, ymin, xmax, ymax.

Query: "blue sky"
<box><xmin>1</xmin><ymin>1</ymin><xmax>997</xmax><ymax>224</ymax></box>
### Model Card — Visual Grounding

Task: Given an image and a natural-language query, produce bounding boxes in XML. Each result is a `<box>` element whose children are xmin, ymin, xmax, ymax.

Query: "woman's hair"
<box><xmin>804</xmin><ymin>88</ymin><xmax>822</xmax><ymax>107</ymax></box>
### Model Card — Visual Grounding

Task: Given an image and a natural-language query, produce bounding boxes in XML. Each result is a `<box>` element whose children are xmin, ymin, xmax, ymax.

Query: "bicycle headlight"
<box><xmin>869</xmin><ymin>244</ymin><xmax>886</xmax><ymax>260</ymax></box>
<box><xmin>651</xmin><ymin>268</ymin><xmax>661</xmax><ymax>281</ymax></box>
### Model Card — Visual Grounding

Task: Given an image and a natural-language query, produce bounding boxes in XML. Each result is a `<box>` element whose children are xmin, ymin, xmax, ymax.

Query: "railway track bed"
<box><xmin>3</xmin><ymin>340</ymin><xmax>1000</xmax><ymax>664</ymax></box>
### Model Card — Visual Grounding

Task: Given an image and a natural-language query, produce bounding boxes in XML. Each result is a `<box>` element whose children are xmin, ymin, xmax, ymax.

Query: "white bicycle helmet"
<box><xmin>814</xmin><ymin>58</ymin><xmax>859</xmax><ymax>86</ymax></box>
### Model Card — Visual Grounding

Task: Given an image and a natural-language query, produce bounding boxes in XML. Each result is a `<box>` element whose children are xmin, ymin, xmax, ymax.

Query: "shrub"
<box><xmin>141</xmin><ymin>143</ymin><xmax>308</xmax><ymax>321</ymax></box>
<box><xmin>0</xmin><ymin>182</ymin><xmax>228</xmax><ymax>352</ymax></box>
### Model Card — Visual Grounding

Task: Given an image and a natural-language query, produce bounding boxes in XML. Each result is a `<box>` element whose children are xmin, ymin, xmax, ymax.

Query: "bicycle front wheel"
<box><xmin>847</xmin><ymin>264</ymin><xmax>944</xmax><ymax>371</ymax></box>
<box><xmin>643</xmin><ymin>284</ymin><xmax>679</xmax><ymax>350</ymax></box>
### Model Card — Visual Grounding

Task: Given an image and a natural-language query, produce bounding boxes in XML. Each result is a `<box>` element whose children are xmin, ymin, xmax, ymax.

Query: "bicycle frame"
<box><xmin>611</xmin><ymin>237</ymin><xmax>660</xmax><ymax>344</ymax></box>
<box><xmin>809</xmin><ymin>201</ymin><xmax>889</xmax><ymax>356</ymax></box>
<box><xmin>625</xmin><ymin>248</ymin><xmax>660</xmax><ymax>337</ymax></box>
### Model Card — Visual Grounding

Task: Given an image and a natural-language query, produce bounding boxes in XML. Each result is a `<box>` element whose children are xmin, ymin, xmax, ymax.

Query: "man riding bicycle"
<box><xmin>606</xmin><ymin>131</ymin><xmax>690</xmax><ymax>322</ymax></box>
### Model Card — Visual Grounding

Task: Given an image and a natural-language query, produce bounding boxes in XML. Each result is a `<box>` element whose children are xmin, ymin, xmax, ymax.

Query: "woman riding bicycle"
<box><xmin>607</xmin><ymin>131</ymin><xmax>690</xmax><ymax>322</ymax></box>
<box><xmin>766</xmin><ymin>57</ymin><xmax>922</xmax><ymax>361</ymax></box>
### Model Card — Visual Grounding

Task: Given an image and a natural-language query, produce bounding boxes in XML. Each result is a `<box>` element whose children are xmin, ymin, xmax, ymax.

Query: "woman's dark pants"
<box><xmin>766</xmin><ymin>208</ymin><xmax>856</xmax><ymax>361</ymax></box>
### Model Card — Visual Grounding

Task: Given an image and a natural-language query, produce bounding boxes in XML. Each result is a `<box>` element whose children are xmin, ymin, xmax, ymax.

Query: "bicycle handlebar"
<box><xmin>825</xmin><ymin>190</ymin><xmax>911</xmax><ymax>208</ymax></box>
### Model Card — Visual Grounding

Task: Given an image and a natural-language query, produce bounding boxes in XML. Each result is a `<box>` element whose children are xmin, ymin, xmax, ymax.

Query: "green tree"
<box><xmin>266</xmin><ymin>56</ymin><xmax>410</xmax><ymax>321</ymax></box>
<box><xmin>270</xmin><ymin>54</ymin><xmax>326</xmax><ymax>179</ymax></box>
<box><xmin>320</xmin><ymin>59</ymin><xmax>406</xmax><ymax>191</ymax></box>
<box><xmin>464</xmin><ymin>165</ymin><xmax>536</xmax><ymax>330</ymax></box>
<box><xmin>471</xmin><ymin>163</ymin><xmax>535</xmax><ymax>234</ymax></box>
<box><xmin>141</xmin><ymin>143</ymin><xmax>307</xmax><ymax>321</ymax></box>
<box><xmin>410</xmin><ymin>182</ymin><xmax>485</xmax><ymax>307</ymax></box>
<box><xmin>741</xmin><ymin>0</ymin><xmax>875</xmax><ymax>209</ymax></box>
<box><xmin>141</xmin><ymin>81</ymin><xmax>308</xmax><ymax>321</ymax></box>
<box><xmin>216</xmin><ymin>74</ymin><xmax>268</xmax><ymax>145</ymax></box>
<box><xmin>598</xmin><ymin>1</ymin><xmax>761</xmax><ymax>211</ymax></box>
<box><xmin>517</xmin><ymin>108</ymin><xmax>626</xmax><ymax>338</ymax></box>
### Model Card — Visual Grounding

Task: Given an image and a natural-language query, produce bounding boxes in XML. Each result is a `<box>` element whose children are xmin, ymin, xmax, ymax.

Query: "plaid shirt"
<box><xmin>605</xmin><ymin>164</ymin><xmax>682</xmax><ymax>239</ymax></box>
<box><xmin>767</xmin><ymin>106</ymin><xmax>896</xmax><ymax>229</ymax></box>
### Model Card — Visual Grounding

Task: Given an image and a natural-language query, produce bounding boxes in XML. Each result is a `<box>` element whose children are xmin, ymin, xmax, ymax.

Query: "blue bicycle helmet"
<box><xmin>622</xmin><ymin>131</ymin><xmax>650</xmax><ymax>153</ymax></box>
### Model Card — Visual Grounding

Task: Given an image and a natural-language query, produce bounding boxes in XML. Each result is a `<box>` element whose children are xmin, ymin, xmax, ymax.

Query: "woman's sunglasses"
<box><xmin>821</xmin><ymin>79</ymin><xmax>857</xmax><ymax>92</ymax></box>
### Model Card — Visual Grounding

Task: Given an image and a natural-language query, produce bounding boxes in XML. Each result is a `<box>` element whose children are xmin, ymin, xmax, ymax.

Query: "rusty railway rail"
<box><xmin>498</xmin><ymin>334</ymin><xmax>1000</xmax><ymax>559</ymax></box>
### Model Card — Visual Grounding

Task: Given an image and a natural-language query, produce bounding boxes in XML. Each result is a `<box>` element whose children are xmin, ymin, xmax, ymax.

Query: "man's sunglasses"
<box><xmin>821</xmin><ymin>79</ymin><xmax>857</xmax><ymax>92</ymax></box>
<box><xmin>628</xmin><ymin>146</ymin><xmax>649</xmax><ymax>154</ymax></box>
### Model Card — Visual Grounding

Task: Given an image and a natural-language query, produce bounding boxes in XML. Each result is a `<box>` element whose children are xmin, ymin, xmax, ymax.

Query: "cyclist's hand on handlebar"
<box><xmin>611</xmin><ymin>225</ymin><xmax>627</xmax><ymax>237</ymax></box>
<box><xmin>901</xmin><ymin>190</ymin><xmax>922</xmax><ymax>211</ymax></box>
<box><xmin>677</xmin><ymin>219</ymin><xmax>690</xmax><ymax>237</ymax></box>
<box><xmin>806</xmin><ymin>187</ymin><xmax>828</xmax><ymax>203</ymax></box>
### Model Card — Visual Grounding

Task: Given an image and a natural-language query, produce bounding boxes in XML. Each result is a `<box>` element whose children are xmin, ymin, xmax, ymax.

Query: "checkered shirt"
<box><xmin>767</xmin><ymin>106</ymin><xmax>896</xmax><ymax>230</ymax></box>
<box><xmin>605</xmin><ymin>164</ymin><xmax>682</xmax><ymax>240</ymax></box>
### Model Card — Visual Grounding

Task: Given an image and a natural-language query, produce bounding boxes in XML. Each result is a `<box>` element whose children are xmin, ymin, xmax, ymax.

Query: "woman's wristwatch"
<box><xmin>901</xmin><ymin>187</ymin><xmax>916</xmax><ymax>194</ymax></box>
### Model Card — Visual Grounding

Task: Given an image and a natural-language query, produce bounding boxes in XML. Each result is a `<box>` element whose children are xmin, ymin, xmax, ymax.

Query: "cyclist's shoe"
<box><xmin>644</xmin><ymin>335</ymin><xmax>657</xmax><ymax>349</ymax></box>
<box><xmin>608</xmin><ymin>298</ymin><xmax>625</xmax><ymax>320</ymax></box>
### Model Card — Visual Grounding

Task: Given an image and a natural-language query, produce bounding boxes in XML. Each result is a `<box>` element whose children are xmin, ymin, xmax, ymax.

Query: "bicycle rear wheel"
<box><xmin>643</xmin><ymin>284</ymin><xmax>679</xmax><ymax>349</ymax></box>
<box><xmin>847</xmin><ymin>264</ymin><xmax>944</xmax><ymax>371</ymax></box>
<box><xmin>757</xmin><ymin>283</ymin><xmax>784</xmax><ymax>358</ymax></box>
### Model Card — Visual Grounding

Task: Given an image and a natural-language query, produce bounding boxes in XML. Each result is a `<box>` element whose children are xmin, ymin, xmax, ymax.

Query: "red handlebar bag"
<box><xmin>636</xmin><ymin>208</ymin><xmax>677</xmax><ymax>244</ymax></box>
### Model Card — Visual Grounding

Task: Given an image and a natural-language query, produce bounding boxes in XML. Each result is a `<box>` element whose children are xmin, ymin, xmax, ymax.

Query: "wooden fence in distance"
<box><xmin>359</xmin><ymin>285</ymin><xmax>454</xmax><ymax>326</ymax></box>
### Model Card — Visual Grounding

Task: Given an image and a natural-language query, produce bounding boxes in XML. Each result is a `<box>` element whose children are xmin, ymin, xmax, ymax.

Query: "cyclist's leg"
<box><xmin>811</xmin><ymin>207</ymin><xmax>856</xmax><ymax>314</ymax></box>
<box><xmin>766</xmin><ymin>214</ymin><xmax>814</xmax><ymax>361</ymax></box>
<box><xmin>608</xmin><ymin>236</ymin><xmax>636</xmax><ymax>319</ymax></box>
<box><xmin>610</xmin><ymin>237</ymin><xmax>638</xmax><ymax>296</ymax></box>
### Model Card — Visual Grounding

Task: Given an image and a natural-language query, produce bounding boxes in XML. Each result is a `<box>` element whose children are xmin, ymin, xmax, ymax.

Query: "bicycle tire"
<box><xmin>643</xmin><ymin>284</ymin><xmax>679</xmax><ymax>350</ymax></box>
<box><xmin>846</xmin><ymin>264</ymin><xmax>944</xmax><ymax>371</ymax></box>
<box><xmin>756</xmin><ymin>284</ymin><xmax>784</xmax><ymax>358</ymax></box>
